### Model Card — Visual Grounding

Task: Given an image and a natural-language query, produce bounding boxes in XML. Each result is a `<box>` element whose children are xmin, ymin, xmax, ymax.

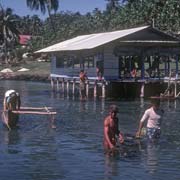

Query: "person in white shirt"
<box><xmin>136</xmin><ymin>99</ymin><xmax>164</xmax><ymax>140</ymax></box>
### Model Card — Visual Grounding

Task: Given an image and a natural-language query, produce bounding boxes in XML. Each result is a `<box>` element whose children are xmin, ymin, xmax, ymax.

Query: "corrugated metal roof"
<box><xmin>35</xmin><ymin>26</ymin><xmax>149</xmax><ymax>53</ymax></box>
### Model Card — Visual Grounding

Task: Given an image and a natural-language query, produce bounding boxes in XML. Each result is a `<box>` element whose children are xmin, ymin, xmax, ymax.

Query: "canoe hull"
<box><xmin>1</xmin><ymin>111</ymin><xmax>19</xmax><ymax>129</ymax></box>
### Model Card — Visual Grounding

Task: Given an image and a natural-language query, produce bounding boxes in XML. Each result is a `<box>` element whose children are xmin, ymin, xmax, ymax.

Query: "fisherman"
<box><xmin>103</xmin><ymin>105</ymin><xmax>124</xmax><ymax>152</ymax></box>
<box><xmin>136</xmin><ymin>99</ymin><xmax>164</xmax><ymax>140</ymax></box>
<box><xmin>3</xmin><ymin>89</ymin><xmax>21</xmax><ymax>111</ymax></box>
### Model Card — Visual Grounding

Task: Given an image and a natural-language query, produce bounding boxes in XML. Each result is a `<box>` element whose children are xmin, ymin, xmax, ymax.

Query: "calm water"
<box><xmin>0</xmin><ymin>80</ymin><xmax>180</xmax><ymax>180</ymax></box>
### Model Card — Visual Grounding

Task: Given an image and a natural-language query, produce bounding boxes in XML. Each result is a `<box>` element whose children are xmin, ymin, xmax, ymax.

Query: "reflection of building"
<box><xmin>35</xmin><ymin>26</ymin><xmax>180</xmax><ymax>98</ymax></box>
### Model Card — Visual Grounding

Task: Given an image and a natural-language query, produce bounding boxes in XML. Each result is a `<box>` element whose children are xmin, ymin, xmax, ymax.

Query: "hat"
<box><xmin>109</xmin><ymin>105</ymin><xmax>119</xmax><ymax>113</ymax></box>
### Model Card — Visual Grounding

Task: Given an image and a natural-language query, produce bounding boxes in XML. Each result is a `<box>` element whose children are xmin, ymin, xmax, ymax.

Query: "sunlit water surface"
<box><xmin>0</xmin><ymin>80</ymin><xmax>180</xmax><ymax>180</ymax></box>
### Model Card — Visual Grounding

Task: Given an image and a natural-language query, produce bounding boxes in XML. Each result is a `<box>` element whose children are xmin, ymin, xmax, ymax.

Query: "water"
<box><xmin>0</xmin><ymin>80</ymin><xmax>180</xmax><ymax>180</ymax></box>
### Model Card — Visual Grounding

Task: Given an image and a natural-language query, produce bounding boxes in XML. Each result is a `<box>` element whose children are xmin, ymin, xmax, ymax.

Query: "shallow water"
<box><xmin>0</xmin><ymin>80</ymin><xmax>180</xmax><ymax>180</ymax></box>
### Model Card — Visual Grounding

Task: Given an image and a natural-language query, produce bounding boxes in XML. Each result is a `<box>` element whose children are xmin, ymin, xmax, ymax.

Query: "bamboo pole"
<box><xmin>12</xmin><ymin>110</ymin><xmax>57</xmax><ymax>115</ymax></box>
<box><xmin>20</xmin><ymin>107</ymin><xmax>53</xmax><ymax>110</ymax></box>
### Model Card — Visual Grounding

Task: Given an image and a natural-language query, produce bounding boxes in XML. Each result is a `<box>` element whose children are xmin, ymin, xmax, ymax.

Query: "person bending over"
<box><xmin>136</xmin><ymin>99</ymin><xmax>164</xmax><ymax>140</ymax></box>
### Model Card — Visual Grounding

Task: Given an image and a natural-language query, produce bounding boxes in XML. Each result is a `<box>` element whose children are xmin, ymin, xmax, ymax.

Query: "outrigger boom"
<box><xmin>1</xmin><ymin>106</ymin><xmax>57</xmax><ymax>130</ymax></box>
<box><xmin>12</xmin><ymin>110</ymin><xmax>57</xmax><ymax>115</ymax></box>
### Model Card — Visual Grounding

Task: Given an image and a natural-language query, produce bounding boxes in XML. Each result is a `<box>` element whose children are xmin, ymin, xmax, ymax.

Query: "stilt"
<box><xmin>102</xmin><ymin>81</ymin><xmax>106</xmax><ymax>98</ymax></box>
<box><xmin>94</xmin><ymin>80</ymin><xmax>97</xmax><ymax>97</ymax></box>
<box><xmin>66</xmin><ymin>80</ymin><xmax>70</xmax><ymax>95</ymax></box>
<box><xmin>86</xmin><ymin>80</ymin><xmax>89</xmax><ymax>98</ymax></box>
<box><xmin>62</xmin><ymin>78</ymin><xmax>65</xmax><ymax>94</ymax></box>
<box><xmin>174</xmin><ymin>80</ymin><xmax>177</xmax><ymax>97</ymax></box>
<box><xmin>72</xmin><ymin>79</ymin><xmax>76</xmax><ymax>95</ymax></box>
<box><xmin>56</xmin><ymin>78</ymin><xmax>60</xmax><ymax>92</ymax></box>
<box><xmin>51</xmin><ymin>78</ymin><xmax>55</xmax><ymax>91</ymax></box>
<box><xmin>140</xmin><ymin>83</ymin><xmax>145</xmax><ymax>98</ymax></box>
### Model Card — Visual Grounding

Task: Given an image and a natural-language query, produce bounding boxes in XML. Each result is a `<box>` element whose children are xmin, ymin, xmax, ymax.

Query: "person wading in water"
<box><xmin>103</xmin><ymin>105</ymin><xmax>124</xmax><ymax>153</ymax></box>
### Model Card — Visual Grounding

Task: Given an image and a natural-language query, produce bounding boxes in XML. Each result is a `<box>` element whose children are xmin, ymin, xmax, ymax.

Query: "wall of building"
<box><xmin>103</xmin><ymin>45</ymin><xmax>119</xmax><ymax>80</ymax></box>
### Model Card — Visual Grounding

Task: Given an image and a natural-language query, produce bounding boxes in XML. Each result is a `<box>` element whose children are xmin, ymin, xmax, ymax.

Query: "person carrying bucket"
<box><xmin>136</xmin><ymin>99</ymin><xmax>164</xmax><ymax>140</ymax></box>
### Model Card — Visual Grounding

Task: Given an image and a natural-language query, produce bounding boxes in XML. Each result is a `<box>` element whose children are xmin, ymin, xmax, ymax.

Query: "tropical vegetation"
<box><xmin>0</xmin><ymin>0</ymin><xmax>180</xmax><ymax>65</ymax></box>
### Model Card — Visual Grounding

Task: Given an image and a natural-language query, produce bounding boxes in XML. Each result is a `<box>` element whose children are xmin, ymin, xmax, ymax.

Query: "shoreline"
<box><xmin>0</xmin><ymin>72</ymin><xmax>50</xmax><ymax>82</ymax></box>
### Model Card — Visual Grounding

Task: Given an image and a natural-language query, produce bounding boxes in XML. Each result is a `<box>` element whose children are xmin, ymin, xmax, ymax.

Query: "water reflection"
<box><xmin>104</xmin><ymin>155</ymin><xmax>119</xmax><ymax>178</ymax></box>
<box><xmin>0</xmin><ymin>81</ymin><xmax>180</xmax><ymax>180</ymax></box>
<box><xmin>4</xmin><ymin>129</ymin><xmax>20</xmax><ymax>146</ymax></box>
<box><xmin>146</xmin><ymin>142</ymin><xmax>159</xmax><ymax>174</ymax></box>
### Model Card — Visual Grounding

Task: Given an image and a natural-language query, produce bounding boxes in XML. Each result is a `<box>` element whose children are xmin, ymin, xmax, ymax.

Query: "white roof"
<box><xmin>17</xmin><ymin>68</ymin><xmax>30</xmax><ymax>72</ymax></box>
<box><xmin>1</xmin><ymin>68</ymin><xmax>13</xmax><ymax>73</ymax></box>
<box><xmin>36</xmin><ymin>26</ymin><xmax>149</xmax><ymax>53</ymax></box>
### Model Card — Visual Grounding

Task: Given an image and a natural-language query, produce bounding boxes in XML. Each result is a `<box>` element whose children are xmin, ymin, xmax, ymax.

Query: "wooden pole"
<box><xmin>51</xmin><ymin>78</ymin><xmax>55</xmax><ymax>91</ymax></box>
<box><xmin>56</xmin><ymin>78</ymin><xmax>60</xmax><ymax>92</ymax></box>
<box><xmin>140</xmin><ymin>82</ymin><xmax>145</xmax><ymax>98</ymax></box>
<box><xmin>102</xmin><ymin>81</ymin><xmax>106</xmax><ymax>98</ymax></box>
<box><xmin>141</xmin><ymin>55</ymin><xmax>145</xmax><ymax>79</ymax></box>
<box><xmin>94</xmin><ymin>80</ymin><xmax>97</xmax><ymax>97</ymax></box>
<box><xmin>66</xmin><ymin>80</ymin><xmax>70</xmax><ymax>95</ymax></box>
<box><xmin>20</xmin><ymin>107</ymin><xmax>53</xmax><ymax>110</ymax></box>
<box><xmin>175</xmin><ymin>80</ymin><xmax>177</xmax><ymax>98</ymax></box>
<box><xmin>62</xmin><ymin>78</ymin><xmax>65</xmax><ymax>94</ymax></box>
<box><xmin>72</xmin><ymin>79</ymin><xmax>76</xmax><ymax>95</ymax></box>
<box><xmin>12</xmin><ymin>110</ymin><xmax>57</xmax><ymax>115</ymax></box>
<box><xmin>86</xmin><ymin>80</ymin><xmax>89</xmax><ymax>98</ymax></box>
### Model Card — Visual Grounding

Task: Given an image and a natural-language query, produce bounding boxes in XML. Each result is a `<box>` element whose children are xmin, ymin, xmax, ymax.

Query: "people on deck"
<box><xmin>103</xmin><ymin>105</ymin><xmax>124</xmax><ymax>151</ymax></box>
<box><xmin>136</xmin><ymin>99</ymin><xmax>164</xmax><ymax>140</ymax></box>
<box><xmin>3</xmin><ymin>89</ymin><xmax>21</xmax><ymax>111</ymax></box>
<box><xmin>79</xmin><ymin>70</ymin><xmax>88</xmax><ymax>100</ymax></box>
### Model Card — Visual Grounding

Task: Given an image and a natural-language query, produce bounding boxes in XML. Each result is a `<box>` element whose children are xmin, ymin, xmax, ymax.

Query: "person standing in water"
<box><xmin>79</xmin><ymin>70</ymin><xmax>88</xmax><ymax>100</ymax></box>
<box><xmin>136</xmin><ymin>99</ymin><xmax>164</xmax><ymax>140</ymax></box>
<box><xmin>103</xmin><ymin>105</ymin><xmax>124</xmax><ymax>151</ymax></box>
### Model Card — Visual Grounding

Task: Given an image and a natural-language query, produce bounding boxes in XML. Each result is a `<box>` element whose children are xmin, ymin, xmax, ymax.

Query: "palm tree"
<box><xmin>26</xmin><ymin>0</ymin><xmax>59</xmax><ymax>34</ymax></box>
<box><xmin>105</xmin><ymin>0</ymin><xmax>120</xmax><ymax>12</ymax></box>
<box><xmin>0</xmin><ymin>6</ymin><xmax>20</xmax><ymax>64</ymax></box>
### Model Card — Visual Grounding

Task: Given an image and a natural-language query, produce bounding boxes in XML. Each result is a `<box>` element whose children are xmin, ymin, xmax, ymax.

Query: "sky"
<box><xmin>0</xmin><ymin>0</ymin><xmax>107</xmax><ymax>19</ymax></box>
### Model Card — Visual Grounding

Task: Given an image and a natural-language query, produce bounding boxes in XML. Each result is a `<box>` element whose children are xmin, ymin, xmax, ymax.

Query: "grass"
<box><xmin>0</xmin><ymin>61</ymin><xmax>51</xmax><ymax>77</ymax></box>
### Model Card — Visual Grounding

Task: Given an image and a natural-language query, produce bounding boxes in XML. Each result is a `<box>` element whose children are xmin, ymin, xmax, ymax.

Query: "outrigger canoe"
<box><xmin>2</xmin><ymin>110</ymin><xmax>19</xmax><ymax>130</ymax></box>
<box><xmin>1</xmin><ymin>106</ymin><xmax>57</xmax><ymax>130</ymax></box>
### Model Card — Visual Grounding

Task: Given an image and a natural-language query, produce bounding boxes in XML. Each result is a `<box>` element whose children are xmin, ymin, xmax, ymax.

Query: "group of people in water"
<box><xmin>3</xmin><ymin>87</ymin><xmax>164</xmax><ymax>156</ymax></box>
<box><xmin>103</xmin><ymin>99</ymin><xmax>164</xmax><ymax>153</ymax></box>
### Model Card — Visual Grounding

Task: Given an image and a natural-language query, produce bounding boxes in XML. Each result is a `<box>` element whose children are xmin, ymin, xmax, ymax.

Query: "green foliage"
<box><xmin>1</xmin><ymin>0</ymin><xmax>180</xmax><ymax>54</ymax></box>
